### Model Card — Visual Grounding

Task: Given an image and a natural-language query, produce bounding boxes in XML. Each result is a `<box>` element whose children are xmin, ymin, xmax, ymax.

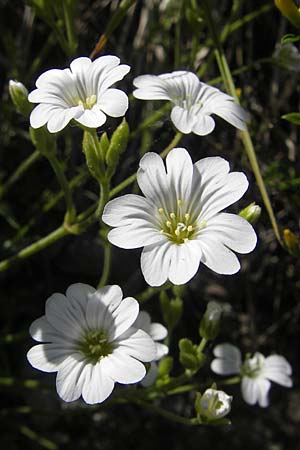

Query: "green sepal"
<box><xmin>199</xmin><ymin>301</ymin><xmax>222</xmax><ymax>341</ymax></box>
<box><xmin>179</xmin><ymin>338</ymin><xmax>204</xmax><ymax>371</ymax></box>
<box><xmin>82</xmin><ymin>131</ymin><xmax>104</xmax><ymax>182</ymax></box>
<box><xmin>282</xmin><ymin>112</ymin><xmax>300</xmax><ymax>125</ymax></box>
<box><xmin>29</xmin><ymin>126</ymin><xmax>56</xmax><ymax>157</ymax></box>
<box><xmin>160</xmin><ymin>291</ymin><xmax>183</xmax><ymax>333</ymax></box>
<box><xmin>281</xmin><ymin>33</ymin><xmax>300</xmax><ymax>44</ymax></box>
<box><xmin>105</xmin><ymin>119</ymin><xmax>129</xmax><ymax>177</ymax></box>
<box><xmin>99</xmin><ymin>132</ymin><xmax>110</xmax><ymax>157</ymax></box>
<box><xmin>158</xmin><ymin>356</ymin><xmax>173</xmax><ymax>378</ymax></box>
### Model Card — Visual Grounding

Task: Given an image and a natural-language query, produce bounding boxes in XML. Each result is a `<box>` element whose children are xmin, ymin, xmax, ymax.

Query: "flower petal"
<box><xmin>75</xmin><ymin>106</ymin><xmax>107</xmax><ymax>128</ymax></box>
<box><xmin>107</xmin><ymin>221</ymin><xmax>163</xmax><ymax>249</ymax></box>
<box><xmin>133</xmin><ymin>75</ymin><xmax>171</xmax><ymax>100</ymax></box>
<box><xmin>98</xmin><ymin>88</ymin><xmax>128</xmax><ymax>117</ymax></box>
<box><xmin>203</xmin><ymin>213</ymin><xmax>257</xmax><ymax>254</ymax></box>
<box><xmin>30</xmin><ymin>104</ymin><xmax>60</xmax><ymax>129</ymax></box>
<box><xmin>141</xmin><ymin>241</ymin><xmax>173</xmax><ymax>287</ymax></box>
<box><xmin>27</xmin><ymin>344</ymin><xmax>71</xmax><ymax>372</ymax></box>
<box><xmin>102</xmin><ymin>194</ymin><xmax>155</xmax><ymax>227</ymax></box>
<box><xmin>150</xmin><ymin>323</ymin><xmax>168</xmax><ymax>341</ymax></box>
<box><xmin>191</xmin><ymin>114</ymin><xmax>215</xmax><ymax>136</ymax></box>
<box><xmin>241</xmin><ymin>377</ymin><xmax>259</xmax><ymax>405</ymax></box>
<box><xmin>170</xmin><ymin>106</ymin><xmax>193</xmax><ymax>133</ymax></box>
<box><xmin>256</xmin><ymin>378</ymin><xmax>271</xmax><ymax>408</ymax></box>
<box><xmin>263</xmin><ymin>355</ymin><xmax>293</xmax><ymax>387</ymax></box>
<box><xmin>141</xmin><ymin>362</ymin><xmax>158</xmax><ymax>387</ymax></box>
<box><xmin>81</xmin><ymin>362</ymin><xmax>115</xmax><ymax>404</ymax></box>
<box><xmin>109</xmin><ymin>297</ymin><xmax>139</xmax><ymax>339</ymax></box>
<box><xmin>155</xmin><ymin>343</ymin><xmax>169</xmax><ymax>360</ymax></box>
<box><xmin>101</xmin><ymin>350</ymin><xmax>146</xmax><ymax>384</ymax></box>
<box><xmin>47</xmin><ymin>106</ymin><xmax>82</xmax><ymax>133</ymax></box>
<box><xmin>198</xmin><ymin>236</ymin><xmax>241</xmax><ymax>275</ymax></box>
<box><xmin>56</xmin><ymin>353</ymin><xmax>86</xmax><ymax>402</ymax></box>
<box><xmin>211</xmin><ymin>343</ymin><xmax>242</xmax><ymax>375</ymax></box>
<box><xmin>166</xmin><ymin>147</ymin><xmax>193</xmax><ymax>203</ymax></box>
<box><xmin>137</xmin><ymin>152</ymin><xmax>169</xmax><ymax>206</ymax></box>
<box><xmin>116</xmin><ymin>328</ymin><xmax>156</xmax><ymax>361</ymax></box>
<box><xmin>168</xmin><ymin>240</ymin><xmax>201</xmax><ymax>285</ymax></box>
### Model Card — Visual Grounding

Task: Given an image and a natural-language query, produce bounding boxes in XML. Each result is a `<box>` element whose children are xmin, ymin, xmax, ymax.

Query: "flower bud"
<box><xmin>105</xmin><ymin>119</ymin><xmax>129</xmax><ymax>177</ymax></box>
<box><xmin>283</xmin><ymin>228</ymin><xmax>300</xmax><ymax>256</ymax></box>
<box><xmin>9</xmin><ymin>80</ymin><xmax>32</xmax><ymax>117</ymax></box>
<box><xmin>160</xmin><ymin>291</ymin><xmax>183</xmax><ymax>333</ymax></box>
<box><xmin>82</xmin><ymin>131</ymin><xmax>104</xmax><ymax>182</ymax></box>
<box><xmin>199</xmin><ymin>301</ymin><xmax>222</xmax><ymax>341</ymax></box>
<box><xmin>179</xmin><ymin>338</ymin><xmax>206</xmax><ymax>371</ymax></box>
<box><xmin>273</xmin><ymin>43</ymin><xmax>300</xmax><ymax>72</ymax></box>
<box><xmin>239</xmin><ymin>202</ymin><xmax>261</xmax><ymax>224</ymax></box>
<box><xmin>197</xmin><ymin>388</ymin><xmax>232</xmax><ymax>421</ymax></box>
<box><xmin>274</xmin><ymin>0</ymin><xmax>300</xmax><ymax>28</ymax></box>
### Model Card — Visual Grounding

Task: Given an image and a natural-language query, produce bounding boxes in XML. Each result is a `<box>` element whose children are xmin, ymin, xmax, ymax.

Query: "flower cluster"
<box><xmin>211</xmin><ymin>343</ymin><xmax>293</xmax><ymax>407</ymax></box>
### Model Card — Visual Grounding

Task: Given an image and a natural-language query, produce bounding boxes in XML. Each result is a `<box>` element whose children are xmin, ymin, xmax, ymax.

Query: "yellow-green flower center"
<box><xmin>78</xmin><ymin>329</ymin><xmax>114</xmax><ymax>364</ymax></box>
<box><xmin>241</xmin><ymin>353</ymin><xmax>264</xmax><ymax>379</ymax></box>
<box><xmin>158</xmin><ymin>199</ymin><xmax>206</xmax><ymax>244</ymax></box>
<box><xmin>78</xmin><ymin>94</ymin><xmax>97</xmax><ymax>110</ymax></box>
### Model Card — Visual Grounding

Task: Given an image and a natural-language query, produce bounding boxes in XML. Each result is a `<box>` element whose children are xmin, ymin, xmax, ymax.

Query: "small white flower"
<box><xmin>200</xmin><ymin>388</ymin><xmax>232</xmax><ymax>420</ymax></box>
<box><xmin>102</xmin><ymin>147</ymin><xmax>257</xmax><ymax>287</ymax></box>
<box><xmin>134</xmin><ymin>311</ymin><xmax>168</xmax><ymax>386</ymax></box>
<box><xmin>29</xmin><ymin>56</ymin><xmax>130</xmax><ymax>133</ymax></box>
<box><xmin>27</xmin><ymin>283</ymin><xmax>156</xmax><ymax>404</ymax></box>
<box><xmin>133</xmin><ymin>71</ymin><xmax>249</xmax><ymax>136</ymax></box>
<box><xmin>211</xmin><ymin>343</ymin><xmax>293</xmax><ymax>408</ymax></box>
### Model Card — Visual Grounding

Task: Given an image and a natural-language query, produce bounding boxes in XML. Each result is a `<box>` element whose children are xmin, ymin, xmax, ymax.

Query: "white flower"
<box><xmin>211</xmin><ymin>343</ymin><xmax>293</xmax><ymax>408</ymax></box>
<box><xmin>133</xmin><ymin>71</ymin><xmax>249</xmax><ymax>136</ymax></box>
<box><xmin>27</xmin><ymin>283</ymin><xmax>156</xmax><ymax>404</ymax></box>
<box><xmin>200</xmin><ymin>388</ymin><xmax>232</xmax><ymax>420</ymax></box>
<box><xmin>29</xmin><ymin>56</ymin><xmax>130</xmax><ymax>133</ymax></box>
<box><xmin>134</xmin><ymin>311</ymin><xmax>168</xmax><ymax>386</ymax></box>
<box><xmin>102</xmin><ymin>147</ymin><xmax>257</xmax><ymax>287</ymax></box>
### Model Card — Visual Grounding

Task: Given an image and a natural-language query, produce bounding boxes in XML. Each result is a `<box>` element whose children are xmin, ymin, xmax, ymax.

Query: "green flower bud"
<box><xmin>106</xmin><ymin>119</ymin><xmax>129</xmax><ymax>177</ymax></box>
<box><xmin>179</xmin><ymin>338</ymin><xmax>205</xmax><ymax>371</ymax></box>
<box><xmin>82</xmin><ymin>131</ymin><xmax>104</xmax><ymax>182</ymax></box>
<box><xmin>239</xmin><ymin>202</ymin><xmax>261</xmax><ymax>224</ymax></box>
<box><xmin>160</xmin><ymin>291</ymin><xmax>183</xmax><ymax>333</ymax></box>
<box><xmin>199</xmin><ymin>301</ymin><xmax>222</xmax><ymax>341</ymax></box>
<box><xmin>9</xmin><ymin>80</ymin><xmax>32</xmax><ymax>117</ymax></box>
<box><xmin>283</xmin><ymin>228</ymin><xmax>300</xmax><ymax>256</ymax></box>
<box><xmin>196</xmin><ymin>388</ymin><xmax>232</xmax><ymax>422</ymax></box>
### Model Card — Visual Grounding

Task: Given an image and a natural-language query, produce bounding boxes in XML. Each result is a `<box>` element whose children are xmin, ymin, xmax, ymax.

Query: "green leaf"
<box><xmin>281</xmin><ymin>34</ymin><xmax>300</xmax><ymax>44</ymax></box>
<box><xmin>282</xmin><ymin>112</ymin><xmax>300</xmax><ymax>125</ymax></box>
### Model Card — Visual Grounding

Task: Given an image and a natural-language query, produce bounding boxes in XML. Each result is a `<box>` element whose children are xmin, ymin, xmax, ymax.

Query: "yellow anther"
<box><xmin>187</xmin><ymin>225</ymin><xmax>193</xmax><ymax>232</ymax></box>
<box><xmin>177</xmin><ymin>199</ymin><xmax>183</xmax><ymax>207</ymax></box>
<box><xmin>78</xmin><ymin>99</ymin><xmax>84</xmax><ymax>106</ymax></box>
<box><xmin>199</xmin><ymin>220</ymin><xmax>207</xmax><ymax>229</ymax></box>
<box><xmin>166</xmin><ymin>220</ymin><xmax>172</xmax><ymax>228</ymax></box>
<box><xmin>158</xmin><ymin>208</ymin><xmax>164</xmax><ymax>214</ymax></box>
<box><xmin>170</xmin><ymin>212</ymin><xmax>176</xmax><ymax>219</ymax></box>
<box><xmin>184</xmin><ymin>213</ymin><xmax>190</xmax><ymax>222</ymax></box>
<box><xmin>175</xmin><ymin>228</ymin><xmax>180</xmax><ymax>237</ymax></box>
<box><xmin>184</xmin><ymin>238</ymin><xmax>189</xmax><ymax>243</ymax></box>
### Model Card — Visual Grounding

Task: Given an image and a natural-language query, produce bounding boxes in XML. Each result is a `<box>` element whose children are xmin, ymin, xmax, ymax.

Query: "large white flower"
<box><xmin>134</xmin><ymin>311</ymin><xmax>168</xmax><ymax>386</ymax></box>
<box><xmin>133</xmin><ymin>71</ymin><xmax>249</xmax><ymax>136</ymax></box>
<box><xmin>102</xmin><ymin>147</ymin><xmax>257</xmax><ymax>287</ymax></box>
<box><xmin>29</xmin><ymin>56</ymin><xmax>130</xmax><ymax>133</ymax></box>
<box><xmin>27</xmin><ymin>283</ymin><xmax>156</xmax><ymax>404</ymax></box>
<box><xmin>211</xmin><ymin>343</ymin><xmax>293</xmax><ymax>408</ymax></box>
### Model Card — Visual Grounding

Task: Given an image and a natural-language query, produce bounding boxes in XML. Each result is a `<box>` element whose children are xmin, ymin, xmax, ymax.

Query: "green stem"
<box><xmin>133</xmin><ymin>399</ymin><xmax>198</xmax><ymax>425</ymax></box>
<box><xmin>201</xmin><ymin>0</ymin><xmax>282</xmax><ymax>244</ymax></box>
<box><xmin>0</xmin><ymin>151</ymin><xmax>41</xmax><ymax>199</ymax></box>
<box><xmin>219</xmin><ymin>376</ymin><xmax>241</xmax><ymax>386</ymax></box>
<box><xmin>198</xmin><ymin>337</ymin><xmax>208</xmax><ymax>353</ymax></box>
<box><xmin>98</xmin><ymin>243</ymin><xmax>112</xmax><ymax>287</ymax></box>
<box><xmin>95</xmin><ymin>180</ymin><xmax>110</xmax><ymax>220</ymax></box>
<box><xmin>0</xmin><ymin>226</ymin><xmax>68</xmax><ymax>272</ymax></box>
<box><xmin>46</xmin><ymin>153</ymin><xmax>76</xmax><ymax>224</ymax></box>
<box><xmin>63</xmin><ymin>1</ymin><xmax>77</xmax><ymax>55</ymax></box>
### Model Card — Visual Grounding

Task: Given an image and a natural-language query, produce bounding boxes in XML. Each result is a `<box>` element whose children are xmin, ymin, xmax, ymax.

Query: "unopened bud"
<box><xmin>9</xmin><ymin>80</ymin><xmax>32</xmax><ymax>117</ymax></box>
<box><xmin>196</xmin><ymin>388</ymin><xmax>232</xmax><ymax>421</ymax></box>
<box><xmin>239</xmin><ymin>202</ymin><xmax>261</xmax><ymax>224</ymax></box>
<box><xmin>273</xmin><ymin>43</ymin><xmax>300</xmax><ymax>72</ymax></box>
<box><xmin>283</xmin><ymin>228</ymin><xmax>300</xmax><ymax>256</ymax></box>
<box><xmin>199</xmin><ymin>301</ymin><xmax>222</xmax><ymax>341</ymax></box>
<box><xmin>105</xmin><ymin>119</ymin><xmax>129</xmax><ymax>177</ymax></box>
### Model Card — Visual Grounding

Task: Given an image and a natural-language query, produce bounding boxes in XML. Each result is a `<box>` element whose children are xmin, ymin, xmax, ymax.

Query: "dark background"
<box><xmin>0</xmin><ymin>1</ymin><xmax>300</xmax><ymax>449</ymax></box>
